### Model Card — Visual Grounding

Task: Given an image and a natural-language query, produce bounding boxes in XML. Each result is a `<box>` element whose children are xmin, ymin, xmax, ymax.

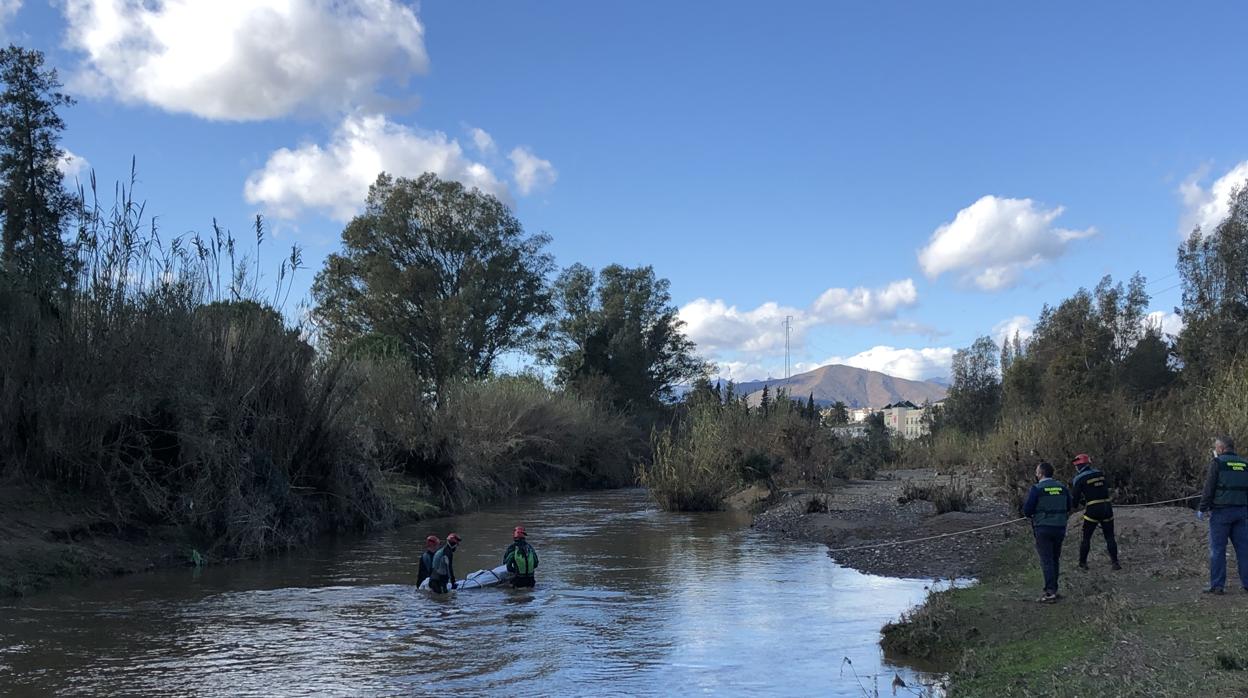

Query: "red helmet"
<box><xmin>1072</xmin><ymin>453</ymin><xmax>1092</xmax><ymax>466</ymax></box>
<box><xmin>447</xmin><ymin>533</ymin><xmax>461</xmax><ymax>545</ymax></box>
<box><xmin>513</xmin><ymin>526</ymin><xmax>526</xmax><ymax>539</ymax></box>
<box><xmin>425</xmin><ymin>534</ymin><xmax>440</xmax><ymax>549</ymax></box>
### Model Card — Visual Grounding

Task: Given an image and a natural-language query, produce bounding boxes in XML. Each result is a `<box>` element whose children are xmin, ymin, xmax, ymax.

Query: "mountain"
<box><xmin>727</xmin><ymin>364</ymin><xmax>947</xmax><ymax>408</ymax></box>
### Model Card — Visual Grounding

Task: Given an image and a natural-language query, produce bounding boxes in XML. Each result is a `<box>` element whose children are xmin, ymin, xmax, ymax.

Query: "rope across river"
<box><xmin>824</xmin><ymin>493</ymin><xmax>1202</xmax><ymax>554</ymax></box>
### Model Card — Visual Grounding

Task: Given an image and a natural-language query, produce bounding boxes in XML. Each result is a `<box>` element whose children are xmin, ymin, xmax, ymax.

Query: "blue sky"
<box><xmin>11</xmin><ymin>1</ymin><xmax>1248</xmax><ymax>381</ymax></box>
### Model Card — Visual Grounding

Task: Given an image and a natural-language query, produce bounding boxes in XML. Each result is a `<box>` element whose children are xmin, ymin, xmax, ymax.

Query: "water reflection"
<box><xmin>0</xmin><ymin>489</ymin><xmax>949</xmax><ymax>696</ymax></box>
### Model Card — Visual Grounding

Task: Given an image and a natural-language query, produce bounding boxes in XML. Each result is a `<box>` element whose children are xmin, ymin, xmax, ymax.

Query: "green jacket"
<box><xmin>504</xmin><ymin>540</ymin><xmax>539</xmax><ymax>576</ymax></box>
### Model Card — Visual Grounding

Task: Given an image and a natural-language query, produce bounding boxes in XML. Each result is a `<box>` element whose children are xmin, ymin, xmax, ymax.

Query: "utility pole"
<box><xmin>784</xmin><ymin>315</ymin><xmax>792</xmax><ymax>379</ymax></box>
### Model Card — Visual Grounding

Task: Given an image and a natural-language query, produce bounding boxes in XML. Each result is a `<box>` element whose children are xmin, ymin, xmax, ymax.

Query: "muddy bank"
<box><xmin>0</xmin><ymin>474</ymin><xmax>447</xmax><ymax>598</ymax></box>
<box><xmin>752</xmin><ymin>469</ymin><xmax>1016</xmax><ymax>578</ymax></box>
<box><xmin>0</xmin><ymin>481</ymin><xmax>195</xmax><ymax>597</ymax></box>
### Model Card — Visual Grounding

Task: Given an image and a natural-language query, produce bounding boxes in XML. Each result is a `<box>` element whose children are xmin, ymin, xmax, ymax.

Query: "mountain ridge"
<box><xmin>725</xmin><ymin>364</ymin><xmax>947</xmax><ymax>408</ymax></box>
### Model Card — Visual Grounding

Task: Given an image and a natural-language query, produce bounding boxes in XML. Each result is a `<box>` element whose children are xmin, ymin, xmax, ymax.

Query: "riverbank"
<box><xmin>884</xmin><ymin>505</ymin><xmax>1248</xmax><ymax>696</ymax></box>
<box><xmin>753</xmin><ymin>473</ymin><xmax>1248</xmax><ymax>695</ymax></box>
<box><xmin>0</xmin><ymin>473</ymin><xmax>443</xmax><ymax>598</ymax></box>
<box><xmin>753</xmin><ymin>469</ymin><xmax>1013</xmax><ymax>578</ymax></box>
<box><xmin>0</xmin><ymin>481</ymin><xmax>193</xmax><ymax>597</ymax></box>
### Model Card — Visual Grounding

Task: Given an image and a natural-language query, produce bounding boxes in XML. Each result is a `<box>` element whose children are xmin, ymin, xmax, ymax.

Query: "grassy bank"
<box><xmin>881</xmin><ymin>508</ymin><xmax>1248</xmax><ymax>696</ymax></box>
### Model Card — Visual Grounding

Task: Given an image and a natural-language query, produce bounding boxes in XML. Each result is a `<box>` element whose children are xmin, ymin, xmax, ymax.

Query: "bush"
<box><xmin>430</xmin><ymin>375</ymin><xmax>640</xmax><ymax>507</ymax></box>
<box><xmin>899</xmin><ymin>477</ymin><xmax>974</xmax><ymax>514</ymax></box>
<box><xmin>0</xmin><ymin>192</ymin><xmax>391</xmax><ymax>558</ymax></box>
<box><xmin>640</xmin><ymin>403</ymin><xmax>745</xmax><ymax>511</ymax></box>
<box><xmin>346</xmin><ymin>367</ymin><xmax>642</xmax><ymax>510</ymax></box>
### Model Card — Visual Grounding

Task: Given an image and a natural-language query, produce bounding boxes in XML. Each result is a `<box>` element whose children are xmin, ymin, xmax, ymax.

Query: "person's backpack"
<box><xmin>512</xmin><ymin>542</ymin><xmax>537</xmax><ymax>576</ymax></box>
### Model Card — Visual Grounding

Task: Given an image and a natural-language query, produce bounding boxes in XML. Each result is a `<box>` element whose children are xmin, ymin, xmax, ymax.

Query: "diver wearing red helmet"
<box><xmin>428</xmin><ymin>533</ymin><xmax>462</xmax><ymax>594</ymax></box>
<box><xmin>417</xmin><ymin>534</ymin><xmax>441</xmax><ymax>587</ymax></box>
<box><xmin>503</xmin><ymin>526</ymin><xmax>539</xmax><ymax>588</ymax></box>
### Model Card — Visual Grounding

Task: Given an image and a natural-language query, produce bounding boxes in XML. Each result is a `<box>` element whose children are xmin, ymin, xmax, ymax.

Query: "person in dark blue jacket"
<box><xmin>1023</xmin><ymin>461</ymin><xmax>1072</xmax><ymax>603</ymax></box>
<box><xmin>1070</xmin><ymin>453</ymin><xmax>1121</xmax><ymax>571</ymax></box>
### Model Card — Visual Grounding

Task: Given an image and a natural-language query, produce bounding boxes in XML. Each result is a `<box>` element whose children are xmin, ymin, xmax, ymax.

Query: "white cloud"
<box><xmin>1145</xmin><ymin>310</ymin><xmax>1184</xmax><ymax>338</ymax></box>
<box><xmin>509</xmin><ymin>146</ymin><xmax>557</xmax><ymax>195</ymax></box>
<box><xmin>992</xmin><ymin>315</ymin><xmax>1034</xmax><ymax>345</ymax></box>
<box><xmin>713</xmin><ymin>360</ymin><xmax>776</xmax><ymax>383</ymax></box>
<box><xmin>812</xmin><ymin>279</ymin><xmax>918</xmax><ymax>323</ymax></box>
<box><xmin>679</xmin><ymin>279</ymin><xmax>920</xmax><ymax>356</ymax></box>
<box><xmin>679</xmin><ymin>298</ymin><xmax>803</xmax><ymax>355</ymax></box>
<box><xmin>244</xmin><ymin>113</ymin><xmax>508</xmax><ymax>222</ymax></box>
<box><xmin>61</xmin><ymin>0</ymin><xmax>428</xmax><ymax>121</ymax></box>
<box><xmin>918</xmin><ymin>195</ymin><xmax>1096</xmax><ymax>291</ymax></box>
<box><xmin>815</xmin><ymin>345</ymin><xmax>956</xmax><ymax>382</ymax></box>
<box><xmin>469</xmin><ymin>127</ymin><xmax>496</xmax><ymax>155</ymax></box>
<box><xmin>56</xmin><ymin>149</ymin><xmax>90</xmax><ymax>180</ymax></box>
<box><xmin>0</xmin><ymin>1</ymin><xmax>21</xmax><ymax>32</ymax></box>
<box><xmin>1179</xmin><ymin>161</ymin><xmax>1248</xmax><ymax>237</ymax></box>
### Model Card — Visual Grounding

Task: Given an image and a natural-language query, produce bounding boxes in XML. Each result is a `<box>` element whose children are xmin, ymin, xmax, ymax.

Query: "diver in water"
<box><xmin>417</xmin><ymin>534</ymin><xmax>440</xmax><ymax>587</ymax></box>
<box><xmin>503</xmin><ymin>526</ymin><xmax>539</xmax><ymax>588</ymax></box>
<box><xmin>428</xmin><ymin>533</ymin><xmax>461</xmax><ymax>594</ymax></box>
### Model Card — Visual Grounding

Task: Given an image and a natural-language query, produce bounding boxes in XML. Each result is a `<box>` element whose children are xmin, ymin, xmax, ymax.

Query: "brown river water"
<box><xmin>0</xmin><ymin>489</ymin><xmax>952</xmax><ymax>696</ymax></box>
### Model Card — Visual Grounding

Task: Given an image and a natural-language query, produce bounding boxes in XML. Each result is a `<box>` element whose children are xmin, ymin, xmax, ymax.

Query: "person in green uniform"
<box><xmin>1022</xmin><ymin>461</ymin><xmax>1072</xmax><ymax>603</ymax></box>
<box><xmin>1197</xmin><ymin>436</ymin><xmax>1248</xmax><ymax>594</ymax></box>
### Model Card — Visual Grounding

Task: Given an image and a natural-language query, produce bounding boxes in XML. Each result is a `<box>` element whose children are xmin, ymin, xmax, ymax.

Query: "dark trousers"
<box><xmin>510</xmin><ymin>575</ymin><xmax>535</xmax><ymax>588</ymax></box>
<box><xmin>1033</xmin><ymin>526</ymin><xmax>1066</xmax><ymax>594</ymax></box>
<box><xmin>1209</xmin><ymin>506</ymin><xmax>1248</xmax><ymax>591</ymax></box>
<box><xmin>429</xmin><ymin>577</ymin><xmax>449</xmax><ymax>594</ymax></box>
<box><xmin>1079</xmin><ymin>518</ymin><xmax>1119</xmax><ymax>565</ymax></box>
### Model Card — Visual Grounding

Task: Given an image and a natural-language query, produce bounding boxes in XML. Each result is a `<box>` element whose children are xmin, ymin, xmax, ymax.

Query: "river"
<box><xmin>0</xmin><ymin>489</ymin><xmax>950</xmax><ymax>696</ymax></box>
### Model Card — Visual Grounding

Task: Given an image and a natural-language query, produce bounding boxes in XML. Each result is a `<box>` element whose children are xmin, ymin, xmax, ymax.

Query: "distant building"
<box><xmin>848</xmin><ymin>407</ymin><xmax>874</xmax><ymax>423</ymax></box>
<box><xmin>881</xmin><ymin>401</ymin><xmax>929</xmax><ymax>440</ymax></box>
<box><xmin>829</xmin><ymin>423</ymin><xmax>868</xmax><ymax>439</ymax></box>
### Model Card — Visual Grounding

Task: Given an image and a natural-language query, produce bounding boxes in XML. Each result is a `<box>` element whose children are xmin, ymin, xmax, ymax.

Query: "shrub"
<box><xmin>899</xmin><ymin>477</ymin><xmax>974</xmax><ymax>514</ymax></box>
<box><xmin>0</xmin><ymin>189</ymin><xmax>392</xmax><ymax>557</ymax></box>
<box><xmin>640</xmin><ymin>403</ymin><xmax>744</xmax><ymax>511</ymax></box>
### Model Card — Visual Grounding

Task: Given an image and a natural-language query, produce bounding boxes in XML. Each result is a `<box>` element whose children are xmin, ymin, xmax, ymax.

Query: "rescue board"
<box><xmin>418</xmin><ymin>564</ymin><xmax>511</xmax><ymax>592</ymax></box>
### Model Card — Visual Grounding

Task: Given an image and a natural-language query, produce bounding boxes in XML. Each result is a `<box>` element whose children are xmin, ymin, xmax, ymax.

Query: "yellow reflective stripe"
<box><xmin>1084</xmin><ymin>515</ymin><xmax>1114</xmax><ymax>522</ymax></box>
<box><xmin>1085</xmin><ymin>498</ymin><xmax>1111</xmax><ymax>505</ymax></box>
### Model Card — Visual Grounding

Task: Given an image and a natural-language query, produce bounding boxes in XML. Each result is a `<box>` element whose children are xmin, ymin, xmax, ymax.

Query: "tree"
<box><xmin>1176</xmin><ymin>184</ymin><xmax>1248</xmax><ymax>381</ymax></box>
<box><xmin>0</xmin><ymin>45</ymin><xmax>76</xmax><ymax>289</ymax></box>
<box><xmin>943</xmin><ymin>335</ymin><xmax>1002</xmax><ymax>435</ymax></box>
<box><xmin>312</xmin><ymin>172</ymin><xmax>553</xmax><ymax>397</ymax></box>
<box><xmin>759</xmin><ymin>384</ymin><xmax>771</xmax><ymax>416</ymax></box>
<box><xmin>540</xmin><ymin>263</ymin><xmax>708</xmax><ymax>413</ymax></box>
<box><xmin>825</xmin><ymin>400</ymin><xmax>849</xmax><ymax>426</ymax></box>
<box><xmin>805</xmin><ymin>392</ymin><xmax>817</xmax><ymax>423</ymax></box>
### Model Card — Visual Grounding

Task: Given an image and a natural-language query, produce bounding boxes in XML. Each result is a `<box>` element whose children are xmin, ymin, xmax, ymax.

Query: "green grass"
<box><xmin>883</xmin><ymin>530</ymin><xmax>1248</xmax><ymax>697</ymax></box>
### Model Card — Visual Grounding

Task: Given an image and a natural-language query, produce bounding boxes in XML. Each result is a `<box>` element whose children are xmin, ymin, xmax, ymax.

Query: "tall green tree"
<box><xmin>1176</xmin><ymin>184</ymin><xmax>1248</xmax><ymax>382</ymax></box>
<box><xmin>944</xmin><ymin>335</ymin><xmax>1002</xmax><ymax>435</ymax></box>
<box><xmin>824</xmin><ymin>400</ymin><xmax>849</xmax><ymax>426</ymax></box>
<box><xmin>0</xmin><ymin>45</ymin><xmax>76</xmax><ymax>288</ymax></box>
<box><xmin>312</xmin><ymin>172</ymin><xmax>553</xmax><ymax>397</ymax></box>
<box><xmin>540</xmin><ymin>263</ymin><xmax>708</xmax><ymax>412</ymax></box>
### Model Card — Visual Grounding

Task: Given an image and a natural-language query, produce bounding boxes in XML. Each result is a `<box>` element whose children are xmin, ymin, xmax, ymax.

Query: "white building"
<box><xmin>881</xmin><ymin>401</ymin><xmax>929</xmax><ymax>440</ymax></box>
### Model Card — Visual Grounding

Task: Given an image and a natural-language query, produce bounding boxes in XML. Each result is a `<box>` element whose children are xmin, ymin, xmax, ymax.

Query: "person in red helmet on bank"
<box><xmin>1070</xmin><ymin>453</ymin><xmax>1121</xmax><ymax>571</ymax></box>
<box><xmin>428</xmin><ymin>533</ymin><xmax>461</xmax><ymax>594</ymax></box>
<box><xmin>417</xmin><ymin>534</ymin><xmax>440</xmax><ymax>587</ymax></box>
<box><xmin>503</xmin><ymin>526</ymin><xmax>539</xmax><ymax>588</ymax></box>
